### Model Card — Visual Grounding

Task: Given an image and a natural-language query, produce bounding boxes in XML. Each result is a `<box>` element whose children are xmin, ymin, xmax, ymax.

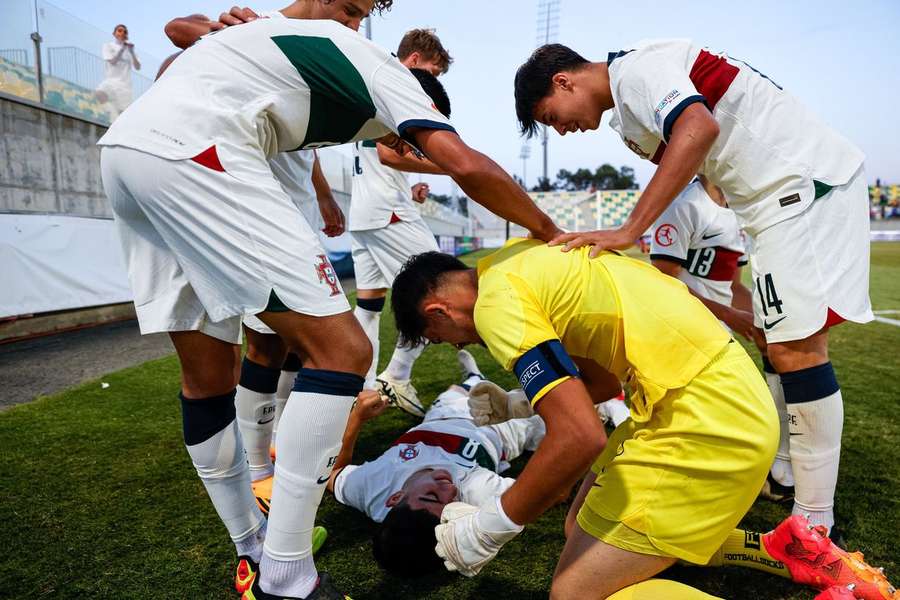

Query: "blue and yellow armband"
<box><xmin>513</xmin><ymin>339</ymin><xmax>580</xmax><ymax>404</ymax></box>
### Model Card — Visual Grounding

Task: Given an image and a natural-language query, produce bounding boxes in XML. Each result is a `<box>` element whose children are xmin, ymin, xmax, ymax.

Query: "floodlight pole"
<box><xmin>535</xmin><ymin>0</ymin><xmax>560</xmax><ymax>187</ymax></box>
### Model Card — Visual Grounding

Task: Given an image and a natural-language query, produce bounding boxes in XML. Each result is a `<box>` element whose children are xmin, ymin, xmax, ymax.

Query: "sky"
<box><xmin>22</xmin><ymin>0</ymin><xmax>900</xmax><ymax>194</ymax></box>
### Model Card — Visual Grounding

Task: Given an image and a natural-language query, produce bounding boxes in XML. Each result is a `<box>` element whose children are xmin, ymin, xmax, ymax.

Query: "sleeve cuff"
<box><xmin>662</xmin><ymin>94</ymin><xmax>707</xmax><ymax>142</ymax></box>
<box><xmin>649</xmin><ymin>253</ymin><xmax>687</xmax><ymax>266</ymax></box>
<box><xmin>397</xmin><ymin>119</ymin><xmax>457</xmax><ymax>147</ymax></box>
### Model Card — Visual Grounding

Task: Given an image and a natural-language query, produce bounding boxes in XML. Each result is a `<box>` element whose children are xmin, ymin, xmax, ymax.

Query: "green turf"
<box><xmin>3</xmin><ymin>244</ymin><xmax>899</xmax><ymax>599</ymax></box>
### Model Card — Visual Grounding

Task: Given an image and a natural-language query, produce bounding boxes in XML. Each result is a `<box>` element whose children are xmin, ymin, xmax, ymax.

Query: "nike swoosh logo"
<box><xmin>764</xmin><ymin>316</ymin><xmax>787</xmax><ymax>330</ymax></box>
<box><xmin>316</xmin><ymin>475</ymin><xmax>330</xmax><ymax>485</ymax></box>
<box><xmin>257</xmin><ymin>417</ymin><xmax>275</xmax><ymax>425</ymax></box>
<box><xmin>701</xmin><ymin>232</ymin><xmax>722</xmax><ymax>240</ymax></box>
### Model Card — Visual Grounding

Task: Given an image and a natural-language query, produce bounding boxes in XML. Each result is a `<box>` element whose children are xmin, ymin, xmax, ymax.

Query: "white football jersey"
<box><xmin>98</xmin><ymin>18</ymin><xmax>455</xmax><ymax>167</ymax></box>
<box><xmin>334</xmin><ymin>417</ymin><xmax>513</xmax><ymax>522</ymax></box>
<box><xmin>607</xmin><ymin>39</ymin><xmax>865</xmax><ymax>235</ymax></box>
<box><xmin>269</xmin><ymin>150</ymin><xmax>320</xmax><ymax>228</ymax></box>
<box><xmin>650</xmin><ymin>181</ymin><xmax>746</xmax><ymax>306</ymax></box>
<box><xmin>349</xmin><ymin>140</ymin><xmax>422</xmax><ymax>231</ymax></box>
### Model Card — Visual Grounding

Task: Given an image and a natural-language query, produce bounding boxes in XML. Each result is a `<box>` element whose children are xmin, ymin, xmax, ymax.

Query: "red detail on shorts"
<box><xmin>824</xmin><ymin>308</ymin><xmax>846</xmax><ymax>329</ymax></box>
<box><xmin>389</xmin><ymin>212</ymin><xmax>402</xmax><ymax>224</ymax></box>
<box><xmin>689</xmin><ymin>50</ymin><xmax>739</xmax><ymax>111</ymax></box>
<box><xmin>392</xmin><ymin>430</ymin><xmax>465</xmax><ymax>454</ymax></box>
<box><xmin>651</xmin><ymin>142</ymin><xmax>667</xmax><ymax>165</ymax></box>
<box><xmin>191</xmin><ymin>145</ymin><xmax>226</xmax><ymax>172</ymax></box>
<box><xmin>705</xmin><ymin>246</ymin><xmax>743</xmax><ymax>281</ymax></box>
<box><xmin>655</xmin><ymin>223</ymin><xmax>678</xmax><ymax>247</ymax></box>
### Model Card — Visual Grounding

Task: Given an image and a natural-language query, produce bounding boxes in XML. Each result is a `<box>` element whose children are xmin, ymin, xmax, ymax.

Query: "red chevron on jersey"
<box><xmin>689</xmin><ymin>50</ymin><xmax>739</xmax><ymax>110</ymax></box>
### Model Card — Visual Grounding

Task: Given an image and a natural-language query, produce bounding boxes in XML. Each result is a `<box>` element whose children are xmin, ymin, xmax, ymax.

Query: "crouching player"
<box><xmin>390</xmin><ymin>242</ymin><xmax>898</xmax><ymax>599</ymax></box>
<box><xmin>326</xmin><ymin>350</ymin><xmax>546</xmax><ymax>577</ymax></box>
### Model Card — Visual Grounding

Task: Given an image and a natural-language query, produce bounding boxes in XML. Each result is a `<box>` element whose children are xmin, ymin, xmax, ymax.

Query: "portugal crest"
<box><xmin>315</xmin><ymin>255</ymin><xmax>341</xmax><ymax>297</ymax></box>
<box><xmin>398</xmin><ymin>445</ymin><xmax>419</xmax><ymax>461</ymax></box>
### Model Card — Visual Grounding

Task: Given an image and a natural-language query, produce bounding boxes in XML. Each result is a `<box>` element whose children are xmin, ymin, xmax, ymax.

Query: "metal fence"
<box><xmin>0</xmin><ymin>0</ymin><xmax>160</xmax><ymax>126</ymax></box>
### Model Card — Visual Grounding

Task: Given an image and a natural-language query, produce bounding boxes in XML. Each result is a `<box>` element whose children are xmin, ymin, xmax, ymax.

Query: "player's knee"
<box><xmin>372</xmin><ymin>501</ymin><xmax>442</xmax><ymax>577</ymax></box>
<box><xmin>245</xmin><ymin>337</ymin><xmax>287</xmax><ymax>369</ymax></box>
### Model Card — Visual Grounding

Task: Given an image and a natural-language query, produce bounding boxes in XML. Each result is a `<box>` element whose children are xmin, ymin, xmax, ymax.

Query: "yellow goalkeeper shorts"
<box><xmin>577</xmin><ymin>341</ymin><xmax>778</xmax><ymax>565</ymax></box>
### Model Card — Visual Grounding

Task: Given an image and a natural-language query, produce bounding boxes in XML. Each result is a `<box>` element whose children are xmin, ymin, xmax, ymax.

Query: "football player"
<box><xmin>389</xmin><ymin>243</ymin><xmax>893</xmax><ymax>599</ymax></box>
<box><xmin>326</xmin><ymin>350</ymin><xmax>545</xmax><ymax>577</ymax></box>
<box><xmin>514</xmin><ymin>41</ymin><xmax>872</xmax><ymax>539</ymax></box>
<box><xmin>99</xmin><ymin>10</ymin><xmax>558</xmax><ymax>600</ymax></box>
<box><xmin>350</xmin><ymin>28</ymin><xmax>453</xmax><ymax>417</ymax></box>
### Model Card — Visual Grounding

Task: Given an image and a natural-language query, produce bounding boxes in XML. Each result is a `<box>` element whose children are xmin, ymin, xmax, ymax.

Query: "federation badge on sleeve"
<box><xmin>655</xmin><ymin>224</ymin><xmax>678</xmax><ymax>247</ymax></box>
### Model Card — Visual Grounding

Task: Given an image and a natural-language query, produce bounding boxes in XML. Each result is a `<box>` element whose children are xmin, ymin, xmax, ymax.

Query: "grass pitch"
<box><xmin>2</xmin><ymin>243</ymin><xmax>899</xmax><ymax>599</ymax></box>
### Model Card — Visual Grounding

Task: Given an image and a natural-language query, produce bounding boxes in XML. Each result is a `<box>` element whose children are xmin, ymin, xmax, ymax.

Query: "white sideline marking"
<box><xmin>873</xmin><ymin>310</ymin><xmax>900</xmax><ymax>315</ymax></box>
<box><xmin>873</xmin><ymin>316</ymin><xmax>900</xmax><ymax>327</ymax></box>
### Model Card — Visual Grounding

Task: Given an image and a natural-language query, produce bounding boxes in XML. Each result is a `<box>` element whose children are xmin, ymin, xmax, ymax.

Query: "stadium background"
<box><xmin>1</xmin><ymin>1</ymin><xmax>899</xmax><ymax>598</ymax></box>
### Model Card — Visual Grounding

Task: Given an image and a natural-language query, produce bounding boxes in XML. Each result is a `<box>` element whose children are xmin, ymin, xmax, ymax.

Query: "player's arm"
<box><xmin>311</xmin><ymin>151</ymin><xmax>345</xmax><ymax>237</ymax></box>
<box><xmin>326</xmin><ymin>390</ymin><xmax>388</xmax><ymax>493</ymax></box>
<box><xmin>377</xmin><ymin>143</ymin><xmax>445</xmax><ymax>174</ymax></box>
<box><xmin>651</xmin><ymin>256</ymin><xmax>757</xmax><ymax>342</ymax></box>
<box><xmin>731</xmin><ymin>265</ymin><xmax>753</xmax><ymax>313</ymax></box>
<box><xmin>164</xmin><ymin>5</ymin><xmax>256</xmax><ymax>50</ymax></box>
<box><xmin>409</xmin><ymin>128</ymin><xmax>561</xmax><ymax>242</ymax></box>
<box><xmin>502</xmin><ymin>378</ymin><xmax>606</xmax><ymax>524</ymax></box>
<box><xmin>550</xmin><ymin>104</ymin><xmax>719</xmax><ymax>256</ymax></box>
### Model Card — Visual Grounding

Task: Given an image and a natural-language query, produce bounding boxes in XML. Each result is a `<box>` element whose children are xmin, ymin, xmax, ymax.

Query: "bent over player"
<box><xmin>390</xmin><ymin>242</ymin><xmax>896</xmax><ymax>600</ymax></box>
<box><xmin>98</xmin><ymin>12</ymin><xmax>558</xmax><ymax>600</ymax></box>
<box><xmin>515</xmin><ymin>42</ymin><xmax>872</xmax><ymax>537</ymax></box>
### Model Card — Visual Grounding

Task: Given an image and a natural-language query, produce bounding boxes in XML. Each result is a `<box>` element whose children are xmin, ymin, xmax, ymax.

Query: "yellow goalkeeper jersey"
<box><xmin>474</xmin><ymin>239</ymin><xmax>730</xmax><ymax>421</ymax></box>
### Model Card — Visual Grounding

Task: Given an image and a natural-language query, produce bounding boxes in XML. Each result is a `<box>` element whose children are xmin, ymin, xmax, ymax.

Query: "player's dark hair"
<box><xmin>372</xmin><ymin>501</ymin><xmax>442</xmax><ymax>577</ymax></box>
<box><xmin>515</xmin><ymin>44</ymin><xmax>590</xmax><ymax>138</ymax></box>
<box><xmin>409</xmin><ymin>68</ymin><xmax>451</xmax><ymax>118</ymax></box>
<box><xmin>397</xmin><ymin>29</ymin><xmax>453</xmax><ymax>74</ymax></box>
<box><xmin>391</xmin><ymin>251</ymin><xmax>469</xmax><ymax>348</ymax></box>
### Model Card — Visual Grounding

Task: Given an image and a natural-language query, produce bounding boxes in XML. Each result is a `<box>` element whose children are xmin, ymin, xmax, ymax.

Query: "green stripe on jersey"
<box><xmin>272</xmin><ymin>35</ymin><xmax>376</xmax><ymax>149</ymax></box>
<box><xmin>813</xmin><ymin>180</ymin><xmax>835</xmax><ymax>200</ymax></box>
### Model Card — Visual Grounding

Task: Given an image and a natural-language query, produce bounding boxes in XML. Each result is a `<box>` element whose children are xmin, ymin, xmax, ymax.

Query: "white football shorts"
<box><xmin>350</xmin><ymin>218</ymin><xmax>439</xmax><ymax>290</ymax></box>
<box><xmin>100</xmin><ymin>146</ymin><xmax>349</xmax><ymax>344</ymax></box>
<box><xmin>749</xmin><ymin>166</ymin><xmax>873</xmax><ymax>343</ymax></box>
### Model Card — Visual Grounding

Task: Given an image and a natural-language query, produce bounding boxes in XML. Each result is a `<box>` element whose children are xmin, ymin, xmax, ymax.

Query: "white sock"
<box><xmin>272</xmin><ymin>368</ymin><xmax>298</xmax><ymax>446</ymax></box>
<box><xmin>782</xmin><ymin>363</ymin><xmax>843</xmax><ymax>533</ymax></box>
<box><xmin>765</xmin><ymin>370</ymin><xmax>794</xmax><ymax>486</ymax></box>
<box><xmin>235</xmin><ymin>358</ymin><xmax>281</xmax><ymax>482</ymax></box>
<box><xmin>354</xmin><ymin>303</ymin><xmax>382</xmax><ymax>390</ymax></box>
<box><xmin>261</xmin><ymin>368</ymin><xmax>362</xmax><ymax>597</ymax></box>
<box><xmin>384</xmin><ymin>342</ymin><xmax>425</xmax><ymax>381</ymax></box>
<box><xmin>181</xmin><ymin>392</ymin><xmax>265</xmax><ymax>553</ymax></box>
<box><xmin>235</xmin><ymin>520</ymin><xmax>267</xmax><ymax>563</ymax></box>
<box><xmin>457</xmin><ymin>349</ymin><xmax>482</xmax><ymax>380</ymax></box>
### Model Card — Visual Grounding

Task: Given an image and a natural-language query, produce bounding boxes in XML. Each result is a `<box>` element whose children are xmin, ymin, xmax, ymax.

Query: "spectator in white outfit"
<box><xmin>96</xmin><ymin>24</ymin><xmax>140</xmax><ymax>120</ymax></box>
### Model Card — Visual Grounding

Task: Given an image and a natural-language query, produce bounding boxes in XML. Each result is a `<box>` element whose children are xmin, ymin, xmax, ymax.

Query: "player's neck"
<box><xmin>586</xmin><ymin>62</ymin><xmax>615</xmax><ymax>111</ymax></box>
<box><xmin>281</xmin><ymin>1</ymin><xmax>310</xmax><ymax>19</ymax></box>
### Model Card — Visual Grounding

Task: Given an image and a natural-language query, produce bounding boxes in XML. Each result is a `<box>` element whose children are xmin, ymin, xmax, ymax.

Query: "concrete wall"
<box><xmin>0</xmin><ymin>94</ymin><xmax>110</xmax><ymax>218</ymax></box>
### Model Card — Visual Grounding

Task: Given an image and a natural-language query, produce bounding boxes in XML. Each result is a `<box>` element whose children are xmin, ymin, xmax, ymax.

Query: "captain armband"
<box><xmin>513</xmin><ymin>340</ymin><xmax>580</xmax><ymax>404</ymax></box>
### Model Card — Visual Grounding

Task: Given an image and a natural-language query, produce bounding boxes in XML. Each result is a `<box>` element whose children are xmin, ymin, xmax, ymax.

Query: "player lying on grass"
<box><xmin>99</xmin><ymin>8</ymin><xmax>560</xmax><ymax>600</ymax></box>
<box><xmin>390</xmin><ymin>242</ymin><xmax>897</xmax><ymax>599</ymax></box>
<box><xmin>324</xmin><ymin>349</ymin><xmax>546</xmax><ymax>577</ymax></box>
<box><xmin>515</xmin><ymin>41</ymin><xmax>873</xmax><ymax>541</ymax></box>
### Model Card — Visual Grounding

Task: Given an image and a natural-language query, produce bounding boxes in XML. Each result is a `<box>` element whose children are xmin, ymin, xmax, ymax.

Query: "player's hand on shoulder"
<box><xmin>219</xmin><ymin>5</ymin><xmax>259</xmax><ymax>27</ymax></box>
<box><xmin>549</xmin><ymin>228</ymin><xmax>637</xmax><ymax>258</ymax></box>
<box><xmin>411</xmin><ymin>182</ymin><xmax>429</xmax><ymax>204</ymax></box>
<box><xmin>353</xmin><ymin>389</ymin><xmax>389</xmax><ymax>422</ymax></box>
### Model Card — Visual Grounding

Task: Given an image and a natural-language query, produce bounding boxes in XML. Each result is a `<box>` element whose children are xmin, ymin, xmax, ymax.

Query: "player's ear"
<box><xmin>422</xmin><ymin>302</ymin><xmax>450</xmax><ymax>320</ymax></box>
<box><xmin>551</xmin><ymin>72</ymin><xmax>572</xmax><ymax>92</ymax></box>
<box><xmin>385</xmin><ymin>491</ymin><xmax>405</xmax><ymax>507</ymax></box>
